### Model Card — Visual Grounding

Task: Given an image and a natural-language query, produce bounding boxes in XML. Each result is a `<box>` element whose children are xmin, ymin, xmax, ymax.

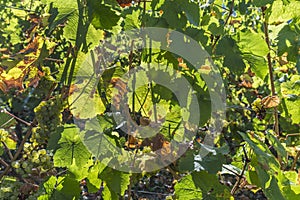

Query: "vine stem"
<box><xmin>262</xmin><ymin>6</ymin><xmax>280</xmax><ymax>136</ymax></box>
<box><xmin>1</xmin><ymin>109</ymin><xmax>31</xmax><ymax>126</ymax></box>
<box><xmin>291</xmin><ymin>150</ymin><xmax>300</xmax><ymax>170</ymax></box>
<box><xmin>129</xmin><ymin>40</ymin><xmax>135</xmax><ymax>117</ymax></box>
<box><xmin>231</xmin><ymin>145</ymin><xmax>250</xmax><ymax>195</ymax></box>
<box><xmin>1</xmin><ymin>141</ymin><xmax>14</xmax><ymax>160</ymax></box>
<box><xmin>0</xmin><ymin>157</ymin><xmax>9</xmax><ymax>168</ymax></box>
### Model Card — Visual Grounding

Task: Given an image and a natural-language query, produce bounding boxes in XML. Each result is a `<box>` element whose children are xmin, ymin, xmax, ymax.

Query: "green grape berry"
<box><xmin>39</xmin><ymin>149</ymin><xmax>47</xmax><ymax>155</ymax></box>
<box><xmin>12</xmin><ymin>161</ymin><xmax>20</xmax><ymax>169</ymax></box>
<box><xmin>22</xmin><ymin>161</ymin><xmax>28</xmax><ymax>169</ymax></box>
<box><xmin>40</xmin><ymin>156</ymin><xmax>47</xmax><ymax>163</ymax></box>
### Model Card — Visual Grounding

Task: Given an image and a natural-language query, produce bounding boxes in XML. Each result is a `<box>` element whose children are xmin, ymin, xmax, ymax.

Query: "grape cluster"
<box><xmin>32</xmin><ymin>95</ymin><xmax>64</xmax><ymax>143</ymax></box>
<box><xmin>13</xmin><ymin>147</ymin><xmax>53</xmax><ymax>176</ymax></box>
<box><xmin>11</xmin><ymin>146</ymin><xmax>55</xmax><ymax>198</ymax></box>
<box><xmin>8</xmin><ymin>95</ymin><xmax>64</xmax><ymax>198</ymax></box>
<box><xmin>14</xmin><ymin>95</ymin><xmax>64</xmax><ymax>176</ymax></box>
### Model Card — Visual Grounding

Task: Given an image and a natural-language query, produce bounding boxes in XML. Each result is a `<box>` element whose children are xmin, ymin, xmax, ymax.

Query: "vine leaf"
<box><xmin>277</xmin><ymin>171</ymin><xmax>300</xmax><ymax>199</ymax></box>
<box><xmin>266</xmin><ymin>131</ymin><xmax>287</xmax><ymax>162</ymax></box>
<box><xmin>87</xmin><ymin>0</ymin><xmax>120</xmax><ymax>30</ymax></box>
<box><xmin>242</xmin><ymin>54</ymin><xmax>268</xmax><ymax>80</ymax></box>
<box><xmin>269</xmin><ymin>0</ymin><xmax>300</xmax><ymax>25</ymax></box>
<box><xmin>124</xmin><ymin>9</ymin><xmax>141</xmax><ymax>30</ymax></box>
<box><xmin>69</xmin><ymin>51</ymin><xmax>106</xmax><ymax>119</ymax></box>
<box><xmin>99</xmin><ymin>167</ymin><xmax>130</xmax><ymax>197</ymax></box>
<box><xmin>174</xmin><ymin>171</ymin><xmax>232</xmax><ymax>199</ymax></box>
<box><xmin>38</xmin><ymin>176</ymin><xmax>65</xmax><ymax>199</ymax></box>
<box><xmin>161</xmin><ymin>0</ymin><xmax>187</xmax><ymax>29</ymax></box>
<box><xmin>81</xmin><ymin>115</ymin><xmax>120</xmax><ymax>160</ymax></box>
<box><xmin>87</xmin><ymin>161</ymin><xmax>107</xmax><ymax>189</ymax></box>
<box><xmin>239</xmin><ymin>131</ymin><xmax>280</xmax><ymax>171</ymax></box>
<box><xmin>252</xmin><ymin>0</ymin><xmax>274</xmax><ymax>7</ymax></box>
<box><xmin>237</xmin><ymin>31</ymin><xmax>269</xmax><ymax>79</ymax></box>
<box><xmin>280</xmin><ymin>75</ymin><xmax>300</xmax><ymax>124</ymax></box>
<box><xmin>216</xmin><ymin>36</ymin><xmax>246</xmax><ymax>74</ymax></box>
<box><xmin>0</xmin><ymin>112</ymin><xmax>15</xmax><ymax>128</ymax></box>
<box><xmin>68</xmin><ymin>159</ymin><xmax>93</xmax><ymax>181</ymax></box>
<box><xmin>179</xmin><ymin>0</ymin><xmax>200</xmax><ymax>26</ymax></box>
<box><xmin>265</xmin><ymin>176</ymin><xmax>286</xmax><ymax>200</ymax></box>
<box><xmin>38</xmin><ymin>175</ymin><xmax>80</xmax><ymax>199</ymax></box>
<box><xmin>53</xmin><ymin>125</ymin><xmax>91</xmax><ymax>168</ymax></box>
<box><xmin>277</xmin><ymin>25</ymin><xmax>299</xmax><ymax>62</ymax></box>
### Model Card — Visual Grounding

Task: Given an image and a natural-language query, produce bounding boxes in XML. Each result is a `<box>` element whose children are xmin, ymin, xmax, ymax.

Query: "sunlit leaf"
<box><xmin>53</xmin><ymin>125</ymin><xmax>91</xmax><ymax>168</ymax></box>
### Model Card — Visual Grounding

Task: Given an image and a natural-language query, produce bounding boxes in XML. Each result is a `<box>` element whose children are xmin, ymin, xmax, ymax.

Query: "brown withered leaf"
<box><xmin>125</xmin><ymin>134</ymin><xmax>142</xmax><ymax>149</ymax></box>
<box><xmin>116</xmin><ymin>0</ymin><xmax>132</xmax><ymax>8</ymax></box>
<box><xmin>160</xmin><ymin>140</ymin><xmax>171</xmax><ymax>156</ymax></box>
<box><xmin>239</xmin><ymin>79</ymin><xmax>252</xmax><ymax>88</ymax></box>
<box><xmin>261</xmin><ymin>95</ymin><xmax>280</xmax><ymax>108</ymax></box>
<box><xmin>18</xmin><ymin>36</ymin><xmax>39</xmax><ymax>55</ymax></box>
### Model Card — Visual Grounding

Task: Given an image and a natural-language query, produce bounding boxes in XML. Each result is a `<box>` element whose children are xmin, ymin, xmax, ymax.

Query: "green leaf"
<box><xmin>277</xmin><ymin>171</ymin><xmax>300</xmax><ymax>200</ymax></box>
<box><xmin>175</xmin><ymin>171</ymin><xmax>232</xmax><ymax>199</ymax></box>
<box><xmin>207</xmin><ymin>16</ymin><xmax>224</xmax><ymax>36</ymax></box>
<box><xmin>86</xmin><ymin>24</ymin><xmax>105</xmax><ymax>49</ymax></box>
<box><xmin>175</xmin><ymin>174</ymin><xmax>202</xmax><ymax>200</ymax></box>
<box><xmin>80</xmin><ymin>115</ymin><xmax>120</xmax><ymax>159</ymax></box>
<box><xmin>277</xmin><ymin>25</ymin><xmax>299</xmax><ymax>62</ymax></box>
<box><xmin>69</xmin><ymin>51</ymin><xmax>106</xmax><ymax>119</ymax></box>
<box><xmin>100</xmin><ymin>167</ymin><xmax>130</xmax><ymax>196</ymax></box>
<box><xmin>47</xmin><ymin>126</ymin><xmax>63</xmax><ymax>151</ymax></box>
<box><xmin>266</xmin><ymin>131</ymin><xmax>287</xmax><ymax>162</ymax></box>
<box><xmin>68</xmin><ymin>159</ymin><xmax>93</xmax><ymax>180</ymax></box>
<box><xmin>161</xmin><ymin>0</ymin><xmax>187</xmax><ymax>29</ymax></box>
<box><xmin>185</xmin><ymin>27</ymin><xmax>209</xmax><ymax>47</ymax></box>
<box><xmin>88</xmin><ymin>0</ymin><xmax>120</xmax><ymax>30</ymax></box>
<box><xmin>87</xmin><ymin>161</ymin><xmax>107</xmax><ymax>188</ymax></box>
<box><xmin>53</xmin><ymin>125</ymin><xmax>91</xmax><ymax>168</ymax></box>
<box><xmin>281</xmin><ymin>75</ymin><xmax>300</xmax><ymax>124</ymax></box>
<box><xmin>178</xmin><ymin>0</ymin><xmax>200</xmax><ymax>26</ymax></box>
<box><xmin>252</xmin><ymin>0</ymin><xmax>274</xmax><ymax>7</ymax></box>
<box><xmin>43</xmin><ymin>0</ymin><xmax>78</xmax><ymax>34</ymax></box>
<box><xmin>151</xmin><ymin>0</ymin><xmax>165</xmax><ymax>10</ymax></box>
<box><xmin>252</xmin><ymin>158</ymin><xmax>271</xmax><ymax>188</ymax></box>
<box><xmin>265</xmin><ymin>176</ymin><xmax>286</xmax><ymax>200</ymax></box>
<box><xmin>60</xmin><ymin>175</ymin><xmax>81</xmax><ymax>199</ymax></box>
<box><xmin>239</xmin><ymin>131</ymin><xmax>280</xmax><ymax>171</ymax></box>
<box><xmin>178</xmin><ymin>149</ymin><xmax>194</xmax><ymax>172</ymax></box>
<box><xmin>243</xmin><ymin>54</ymin><xmax>268</xmax><ymax>80</ymax></box>
<box><xmin>38</xmin><ymin>176</ymin><xmax>64</xmax><ymax>199</ymax></box>
<box><xmin>269</xmin><ymin>0</ymin><xmax>300</xmax><ymax>25</ymax></box>
<box><xmin>194</xmin><ymin>144</ymin><xmax>226</xmax><ymax>174</ymax></box>
<box><xmin>38</xmin><ymin>175</ymin><xmax>80</xmax><ymax>199</ymax></box>
<box><xmin>238</xmin><ymin>31</ymin><xmax>269</xmax><ymax>57</ymax></box>
<box><xmin>249</xmin><ymin>169</ymin><xmax>260</xmax><ymax>186</ymax></box>
<box><xmin>216</xmin><ymin>36</ymin><xmax>246</xmax><ymax>74</ymax></box>
<box><xmin>123</xmin><ymin>9</ymin><xmax>141</xmax><ymax>30</ymax></box>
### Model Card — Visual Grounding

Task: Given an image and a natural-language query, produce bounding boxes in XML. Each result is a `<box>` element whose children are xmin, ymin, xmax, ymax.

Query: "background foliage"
<box><xmin>0</xmin><ymin>0</ymin><xmax>300</xmax><ymax>199</ymax></box>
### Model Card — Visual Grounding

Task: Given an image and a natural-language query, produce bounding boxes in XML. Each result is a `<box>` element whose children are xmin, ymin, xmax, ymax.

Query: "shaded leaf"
<box><xmin>252</xmin><ymin>0</ymin><xmax>274</xmax><ymax>7</ymax></box>
<box><xmin>88</xmin><ymin>0</ymin><xmax>120</xmax><ymax>30</ymax></box>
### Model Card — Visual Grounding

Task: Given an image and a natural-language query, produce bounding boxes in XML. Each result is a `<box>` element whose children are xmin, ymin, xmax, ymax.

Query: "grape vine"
<box><xmin>0</xmin><ymin>0</ymin><xmax>300</xmax><ymax>199</ymax></box>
